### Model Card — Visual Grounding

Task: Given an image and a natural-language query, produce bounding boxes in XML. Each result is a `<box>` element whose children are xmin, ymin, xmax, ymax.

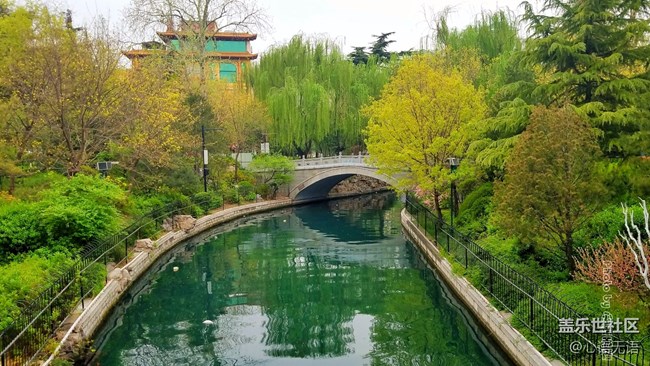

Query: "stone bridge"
<box><xmin>288</xmin><ymin>154</ymin><xmax>397</xmax><ymax>201</ymax></box>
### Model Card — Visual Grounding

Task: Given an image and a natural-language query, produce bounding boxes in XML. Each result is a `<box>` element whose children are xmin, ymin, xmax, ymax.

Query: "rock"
<box><xmin>108</xmin><ymin>268</ymin><xmax>123</xmax><ymax>281</ymax></box>
<box><xmin>173</xmin><ymin>215</ymin><xmax>197</xmax><ymax>231</ymax></box>
<box><xmin>134</xmin><ymin>238</ymin><xmax>154</xmax><ymax>252</ymax></box>
<box><xmin>106</xmin><ymin>262</ymin><xmax>116</xmax><ymax>273</ymax></box>
<box><xmin>162</xmin><ymin>218</ymin><xmax>174</xmax><ymax>232</ymax></box>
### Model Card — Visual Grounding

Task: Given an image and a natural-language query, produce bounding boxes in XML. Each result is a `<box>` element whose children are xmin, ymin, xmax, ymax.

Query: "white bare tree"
<box><xmin>620</xmin><ymin>199</ymin><xmax>650</xmax><ymax>291</ymax></box>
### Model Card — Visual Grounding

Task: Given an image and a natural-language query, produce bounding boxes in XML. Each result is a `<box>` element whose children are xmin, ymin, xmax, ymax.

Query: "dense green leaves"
<box><xmin>247</xmin><ymin>36</ymin><xmax>392</xmax><ymax>155</ymax></box>
<box><xmin>494</xmin><ymin>106</ymin><xmax>605</xmax><ymax>272</ymax></box>
<box><xmin>522</xmin><ymin>0</ymin><xmax>650</xmax><ymax>156</ymax></box>
<box><xmin>0</xmin><ymin>174</ymin><xmax>127</xmax><ymax>258</ymax></box>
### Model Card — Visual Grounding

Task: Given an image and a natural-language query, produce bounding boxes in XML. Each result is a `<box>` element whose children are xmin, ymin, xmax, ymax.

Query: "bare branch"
<box><xmin>619</xmin><ymin>199</ymin><xmax>650</xmax><ymax>291</ymax></box>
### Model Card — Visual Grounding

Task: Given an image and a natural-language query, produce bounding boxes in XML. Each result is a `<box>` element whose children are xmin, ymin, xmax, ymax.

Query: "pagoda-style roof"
<box><xmin>157</xmin><ymin>31</ymin><xmax>257</xmax><ymax>42</ymax></box>
<box><xmin>122</xmin><ymin>49</ymin><xmax>258</xmax><ymax>61</ymax></box>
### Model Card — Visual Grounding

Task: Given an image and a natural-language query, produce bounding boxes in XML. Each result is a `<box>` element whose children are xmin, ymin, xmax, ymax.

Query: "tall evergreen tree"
<box><xmin>347</xmin><ymin>46</ymin><xmax>368</xmax><ymax>65</ymax></box>
<box><xmin>369</xmin><ymin>32</ymin><xmax>395</xmax><ymax>63</ymax></box>
<box><xmin>522</xmin><ymin>0</ymin><xmax>650</xmax><ymax>157</ymax></box>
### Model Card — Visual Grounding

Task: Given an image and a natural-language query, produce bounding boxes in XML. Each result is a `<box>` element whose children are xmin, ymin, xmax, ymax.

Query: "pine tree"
<box><xmin>522</xmin><ymin>0</ymin><xmax>650</xmax><ymax>157</ymax></box>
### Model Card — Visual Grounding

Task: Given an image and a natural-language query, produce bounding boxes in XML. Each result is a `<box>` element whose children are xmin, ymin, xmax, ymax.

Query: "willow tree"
<box><xmin>247</xmin><ymin>36</ymin><xmax>391</xmax><ymax>156</ymax></box>
<box><xmin>364</xmin><ymin>53</ymin><xmax>487</xmax><ymax>218</ymax></box>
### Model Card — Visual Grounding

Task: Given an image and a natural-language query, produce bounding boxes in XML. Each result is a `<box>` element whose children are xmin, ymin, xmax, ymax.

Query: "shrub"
<box><xmin>575</xmin><ymin>240</ymin><xmax>650</xmax><ymax>293</ymax></box>
<box><xmin>456</xmin><ymin>182</ymin><xmax>493</xmax><ymax>238</ymax></box>
<box><xmin>0</xmin><ymin>249</ymin><xmax>76</xmax><ymax>329</ymax></box>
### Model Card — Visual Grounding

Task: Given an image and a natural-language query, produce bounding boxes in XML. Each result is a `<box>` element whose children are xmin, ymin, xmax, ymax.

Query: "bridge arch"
<box><xmin>290</xmin><ymin>166</ymin><xmax>396</xmax><ymax>201</ymax></box>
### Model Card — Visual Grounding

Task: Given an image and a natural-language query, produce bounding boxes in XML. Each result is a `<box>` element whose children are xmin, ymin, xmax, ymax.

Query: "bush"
<box><xmin>456</xmin><ymin>182</ymin><xmax>493</xmax><ymax>238</ymax></box>
<box><xmin>191</xmin><ymin>191</ymin><xmax>223</xmax><ymax>212</ymax></box>
<box><xmin>0</xmin><ymin>249</ymin><xmax>76</xmax><ymax>330</ymax></box>
<box><xmin>574</xmin><ymin>204</ymin><xmax>645</xmax><ymax>248</ymax></box>
<box><xmin>0</xmin><ymin>175</ymin><xmax>128</xmax><ymax>257</ymax></box>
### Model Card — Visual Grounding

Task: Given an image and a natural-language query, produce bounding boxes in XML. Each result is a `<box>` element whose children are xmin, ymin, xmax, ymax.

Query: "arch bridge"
<box><xmin>288</xmin><ymin>154</ymin><xmax>397</xmax><ymax>201</ymax></box>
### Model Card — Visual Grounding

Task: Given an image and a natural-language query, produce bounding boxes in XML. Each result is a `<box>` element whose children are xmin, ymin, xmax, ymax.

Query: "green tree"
<box><xmin>369</xmin><ymin>32</ymin><xmax>395</xmax><ymax>63</ymax></box>
<box><xmin>347</xmin><ymin>46</ymin><xmax>368</xmax><ymax>65</ymax></box>
<box><xmin>521</xmin><ymin>0</ymin><xmax>650</xmax><ymax>157</ymax></box>
<box><xmin>364</xmin><ymin>53</ymin><xmax>486</xmax><ymax>218</ymax></box>
<box><xmin>247</xmin><ymin>36</ymin><xmax>392</xmax><ymax>156</ymax></box>
<box><xmin>494</xmin><ymin>106</ymin><xmax>605</xmax><ymax>273</ymax></box>
<box><xmin>248</xmin><ymin>154</ymin><xmax>294</xmax><ymax>198</ymax></box>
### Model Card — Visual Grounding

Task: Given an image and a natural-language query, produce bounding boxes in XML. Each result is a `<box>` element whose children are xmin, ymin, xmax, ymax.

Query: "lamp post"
<box><xmin>202</xmin><ymin>125</ymin><xmax>209</xmax><ymax>192</ymax></box>
<box><xmin>448</xmin><ymin>157</ymin><xmax>460</xmax><ymax>228</ymax></box>
<box><xmin>201</xmin><ymin>125</ymin><xmax>223</xmax><ymax>193</ymax></box>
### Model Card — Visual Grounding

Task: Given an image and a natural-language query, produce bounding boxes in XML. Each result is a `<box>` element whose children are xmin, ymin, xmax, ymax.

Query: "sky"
<box><xmin>59</xmin><ymin>0</ymin><xmax>529</xmax><ymax>56</ymax></box>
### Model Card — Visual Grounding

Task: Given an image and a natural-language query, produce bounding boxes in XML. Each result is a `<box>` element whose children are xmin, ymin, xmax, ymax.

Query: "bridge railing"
<box><xmin>405</xmin><ymin>193</ymin><xmax>645</xmax><ymax>366</ymax></box>
<box><xmin>0</xmin><ymin>199</ymin><xmax>218</xmax><ymax>366</ymax></box>
<box><xmin>294</xmin><ymin>153</ymin><xmax>369</xmax><ymax>168</ymax></box>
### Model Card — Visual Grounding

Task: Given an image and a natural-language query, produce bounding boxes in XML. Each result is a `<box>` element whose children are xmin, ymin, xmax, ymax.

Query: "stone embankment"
<box><xmin>401</xmin><ymin>209</ymin><xmax>555</xmax><ymax>366</ymax></box>
<box><xmin>329</xmin><ymin>175</ymin><xmax>389</xmax><ymax>196</ymax></box>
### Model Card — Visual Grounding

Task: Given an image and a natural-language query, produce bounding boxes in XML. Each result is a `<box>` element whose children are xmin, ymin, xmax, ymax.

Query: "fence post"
<box><xmin>529</xmin><ymin>295</ymin><xmax>534</xmax><ymax>326</ymax></box>
<box><xmin>464</xmin><ymin>247</ymin><xmax>468</xmax><ymax>268</ymax></box>
<box><xmin>124</xmin><ymin>238</ymin><xmax>128</xmax><ymax>264</ymax></box>
<box><xmin>1</xmin><ymin>350</ymin><xmax>5</xmax><ymax>366</ymax></box>
<box><xmin>423</xmin><ymin>213</ymin><xmax>427</xmax><ymax>237</ymax></box>
<box><xmin>489</xmin><ymin>268</ymin><xmax>493</xmax><ymax>294</ymax></box>
<box><xmin>433</xmin><ymin>221</ymin><xmax>438</xmax><ymax>246</ymax></box>
<box><xmin>446</xmin><ymin>231</ymin><xmax>450</xmax><ymax>253</ymax></box>
<box><xmin>79</xmin><ymin>276</ymin><xmax>85</xmax><ymax>310</ymax></box>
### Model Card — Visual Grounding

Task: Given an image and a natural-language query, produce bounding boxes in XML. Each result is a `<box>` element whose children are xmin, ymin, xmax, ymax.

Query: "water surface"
<box><xmin>94</xmin><ymin>194</ymin><xmax>511</xmax><ymax>366</ymax></box>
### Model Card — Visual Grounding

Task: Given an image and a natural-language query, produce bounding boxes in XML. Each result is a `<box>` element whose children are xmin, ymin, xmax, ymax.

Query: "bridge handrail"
<box><xmin>294</xmin><ymin>154</ymin><xmax>370</xmax><ymax>168</ymax></box>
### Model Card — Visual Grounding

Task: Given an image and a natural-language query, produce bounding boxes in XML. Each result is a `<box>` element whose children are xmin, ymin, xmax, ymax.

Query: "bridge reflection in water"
<box><xmin>93</xmin><ymin>193</ymin><xmax>512</xmax><ymax>366</ymax></box>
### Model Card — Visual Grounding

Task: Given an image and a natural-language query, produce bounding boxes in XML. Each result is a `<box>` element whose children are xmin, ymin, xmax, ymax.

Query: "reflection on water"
<box><xmin>93</xmin><ymin>193</ymin><xmax>511</xmax><ymax>366</ymax></box>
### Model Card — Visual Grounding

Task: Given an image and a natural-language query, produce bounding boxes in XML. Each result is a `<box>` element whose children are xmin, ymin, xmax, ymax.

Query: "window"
<box><xmin>219</xmin><ymin>63</ymin><xmax>237</xmax><ymax>83</ymax></box>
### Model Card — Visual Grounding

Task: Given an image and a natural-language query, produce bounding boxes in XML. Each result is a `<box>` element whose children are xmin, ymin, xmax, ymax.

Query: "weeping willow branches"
<box><xmin>246</xmin><ymin>36</ymin><xmax>392</xmax><ymax>155</ymax></box>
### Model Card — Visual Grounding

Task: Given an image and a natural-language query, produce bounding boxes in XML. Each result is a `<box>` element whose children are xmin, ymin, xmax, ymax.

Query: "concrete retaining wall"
<box><xmin>401</xmin><ymin>209</ymin><xmax>553</xmax><ymax>366</ymax></box>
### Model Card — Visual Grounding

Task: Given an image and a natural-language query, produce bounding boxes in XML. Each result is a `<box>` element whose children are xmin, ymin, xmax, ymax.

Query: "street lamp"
<box><xmin>201</xmin><ymin>125</ymin><xmax>222</xmax><ymax>193</ymax></box>
<box><xmin>448</xmin><ymin>157</ymin><xmax>460</xmax><ymax>228</ymax></box>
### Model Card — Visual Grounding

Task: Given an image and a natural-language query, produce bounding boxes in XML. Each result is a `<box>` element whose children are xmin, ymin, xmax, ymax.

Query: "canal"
<box><xmin>92</xmin><ymin>193</ymin><xmax>513</xmax><ymax>365</ymax></box>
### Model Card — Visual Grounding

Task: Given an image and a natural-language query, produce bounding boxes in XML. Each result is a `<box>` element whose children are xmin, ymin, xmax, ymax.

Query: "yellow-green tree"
<box><xmin>110</xmin><ymin>58</ymin><xmax>195</xmax><ymax>188</ymax></box>
<box><xmin>206</xmin><ymin>81</ymin><xmax>269</xmax><ymax>180</ymax></box>
<box><xmin>364</xmin><ymin>53</ymin><xmax>486</xmax><ymax>217</ymax></box>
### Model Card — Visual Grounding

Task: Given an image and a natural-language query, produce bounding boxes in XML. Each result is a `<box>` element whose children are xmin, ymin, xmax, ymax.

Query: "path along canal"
<box><xmin>92</xmin><ymin>193</ymin><xmax>513</xmax><ymax>366</ymax></box>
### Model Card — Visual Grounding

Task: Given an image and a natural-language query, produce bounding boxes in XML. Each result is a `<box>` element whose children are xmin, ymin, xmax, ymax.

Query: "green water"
<box><xmin>94</xmin><ymin>194</ymin><xmax>512</xmax><ymax>366</ymax></box>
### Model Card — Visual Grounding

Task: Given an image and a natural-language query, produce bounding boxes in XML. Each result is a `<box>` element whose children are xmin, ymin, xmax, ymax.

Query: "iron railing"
<box><xmin>0</xmin><ymin>199</ymin><xmax>214</xmax><ymax>366</ymax></box>
<box><xmin>405</xmin><ymin>193</ymin><xmax>645</xmax><ymax>366</ymax></box>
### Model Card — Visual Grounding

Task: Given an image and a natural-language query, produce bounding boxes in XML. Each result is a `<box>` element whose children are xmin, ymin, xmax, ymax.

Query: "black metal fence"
<box><xmin>405</xmin><ymin>193</ymin><xmax>645</xmax><ymax>366</ymax></box>
<box><xmin>0</xmin><ymin>199</ymin><xmax>213</xmax><ymax>366</ymax></box>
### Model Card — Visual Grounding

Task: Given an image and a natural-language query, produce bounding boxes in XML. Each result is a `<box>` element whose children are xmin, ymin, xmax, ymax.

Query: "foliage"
<box><xmin>364</xmin><ymin>53</ymin><xmax>486</xmax><ymax>218</ymax></box>
<box><xmin>110</xmin><ymin>57</ymin><xmax>196</xmax><ymax>188</ymax></box>
<box><xmin>248</xmin><ymin>154</ymin><xmax>294</xmax><ymax>198</ymax></box>
<box><xmin>0</xmin><ymin>249</ymin><xmax>75</xmax><ymax>329</ymax></box>
<box><xmin>0</xmin><ymin>174</ymin><xmax>127</xmax><ymax>256</ymax></box>
<box><xmin>369</xmin><ymin>32</ymin><xmax>396</xmax><ymax>63</ymax></box>
<box><xmin>575</xmin><ymin>240</ymin><xmax>650</xmax><ymax>293</ymax></box>
<box><xmin>574</xmin><ymin>204</ymin><xmax>645</xmax><ymax>248</ymax></box>
<box><xmin>247</xmin><ymin>36</ymin><xmax>392</xmax><ymax>155</ymax></box>
<box><xmin>521</xmin><ymin>0</ymin><xmax>650</xmax><ymax>157</ymax></box>
<box><xmin>434</xmin><ymin>10</ymin><xmax>521</xmax><ymax>63</ymax></box>
<box><xmin>206</xmin><ymin>81</ymin><xmax>269</xmax><ymax>180</ymax></box>
<box><xmin>456</xmin><ymin>182</ymin><xmax>493</xmax><ymax>238</ymax></box>
<box><xmin>494</xmin><ymin>106</ymin><xmax>605</xmax><ymax>273</ymax></box>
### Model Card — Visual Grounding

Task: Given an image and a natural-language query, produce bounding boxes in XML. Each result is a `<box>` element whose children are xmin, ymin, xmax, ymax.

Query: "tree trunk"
<box><xmin>234</xmin><ymin>150</ymin><xmax>240</xmax><ymax>182</ymax></box>
<box><xmin>565</xmin><ymin>232</ymin><xmax>576</xmax><ymax>274</ymax></box>
<box><xmin>433</xmin><ymin>189</ymin><xmax>443</xmax><ymax>220</ymax></box>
